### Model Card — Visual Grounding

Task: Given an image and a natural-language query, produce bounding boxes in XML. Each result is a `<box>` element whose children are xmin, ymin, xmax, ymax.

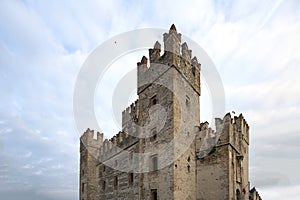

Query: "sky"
<box><xmin>0</xmin><ymin>0</ymin><xmax>300</xmax><ymax>199</ymax></box>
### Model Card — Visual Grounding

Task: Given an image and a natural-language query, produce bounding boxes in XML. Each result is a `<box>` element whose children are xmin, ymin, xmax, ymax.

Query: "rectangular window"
<box><xmin>81</xmin><ymin>183</ymin><xmax>85</xmax><ymax>193</ymax></box>
<box><xmin>151</xmin><ymin>189</ymin><xmax>158</xmax><ymax>200</ymax></box>
<box><xmin>128</xmin><ymin>172</ymin><xmax>134</xmax><ymax>185</ymax></box>
<box><xmin>114</xmin><ymin>176</ymin><xmax>118</xmax><ymax>190</ymax></box>
<box><xmin>150</xmin><ymin>95</ymin><xmax>157</xmax><ymax>107</ymax></box>
<box><xmin>102</xmin><ymin>180</ymin><xmax>106</xmax><ymax>191</ymax></box>
<box><xmin>152</xmin><ymin>155</ymin><xmax>158</xmax><ymax>171</ymax></box>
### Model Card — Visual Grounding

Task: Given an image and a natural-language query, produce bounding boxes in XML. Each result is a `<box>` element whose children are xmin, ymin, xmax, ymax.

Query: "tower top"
<box><xmin>169</xmin><ymin>24</ymin><xmax>177</xmax><ymax>33</ymax></box>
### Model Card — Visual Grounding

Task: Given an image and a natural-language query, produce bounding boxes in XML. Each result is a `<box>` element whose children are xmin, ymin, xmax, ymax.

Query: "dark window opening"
<box><xmin>236</xmin><ymin>189</ymin><xmax>241</xmax><ymax>200</ymax></box>
<box><xmin>187</xmin><ymin>164</ymin><xmax>190</xmax><ymax>173</ymax></box>
<box><xmin>103</xmin><ymin>165</ymin><xmax>106</xmax><ymax>172</ymax></box>
<box><xmin>151</xmin><ymin>189</ymin><xmax>158</xmax><ymax>200</ymax></box>
<box><xmin>102</xmin><ymin>180</ymin><xmax>106</xmax><ymax>191</ymax></box>
<box><xmin>129</xmin><ymin>173</ymin><xmax>134</xmax><ymax>185</ymax></box>
<box><xmin>81</xmin><ymin>183</ymin><xmax>85</xmax><ymax>193</ymax></box>
<box><xmin>150</xmin><ymin>95</ymin><xmax>157</xmax><ymax>107</ymax></box>
<box><xmin>187</xmin><ymin>156</ymin><xmax>190</xmax><ymax>162</ymax></box>
<box><xmin>114</xmin><ymin>176</ymin><xmax>118</xmax><ymax>190</ymax></box>
<box><xmin>151</xmin><ymin>129</ymin><xmax>157</xmax><ymax>141</ymax></box>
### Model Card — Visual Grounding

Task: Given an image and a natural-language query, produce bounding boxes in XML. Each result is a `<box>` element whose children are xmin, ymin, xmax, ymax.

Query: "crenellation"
<box><xmin>122</xmin><ymin>100</ymin><xmax>139</xmax><ymax>131</ymax></box>
<box><xmin>181</xmin><ymin>42</ymin><xmax>192</xmax><ymax>61</ymax></box>
<box><xmin>149</xmin><ymin>41</ymin><xmax>161</xmax><ymax>64</ymax></box>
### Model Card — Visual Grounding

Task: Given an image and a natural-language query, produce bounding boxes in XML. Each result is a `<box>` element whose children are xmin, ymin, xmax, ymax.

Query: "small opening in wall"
<box><xmin>129</xmin><ymin>173</ymin><xmax>134</xmax><ymax>185</ymax></box>
<box><xmin>151</xmin><ymin>129</ymin><xmax>157</xmax><ymax>141</ymax></box>
<box><xmin>175</xmin><ymin>164</ymin><xmax>177</xmax><ymax>168</ymax></box>
<box><xmin>150</xmin><ymin>95</ymin><xmax>158</xmax><ymax>107</ymax></box>
<box><xmin>102</xmin><ymin>180</ymin><xmax>106</xmax><ymax>191</ymax></box>
<box><xmin>187</xmin><ymin>156</ymin><xmax>190</xmax><ymax>162</ymax></box>
<box><xmin>81</xmin><ymin>183</ymin><xmax>85</xmax><ymax>193</ymax></box>
<box><xmin>151</xmin><ymin>189</ymin><xmax>158</xmax><ymax>200</ymax></box>
<box><xmin>103</xmin><ymin>165</ymin><xmax>106</xmax><ymax>172</ymax></box>
<box><xmin>187</xmin><ymin>165</ymin><xmax>190</xmax><ymax>173</ymax></box>
<box><xmin>151</xmin><ymin>155</ymin><xmax>158</xmax><ymax>171</ymax></box>
<box><xmin>114</xmin><ymin>176</ymin><xmax>118</xmax><ymax>190</ymax></box>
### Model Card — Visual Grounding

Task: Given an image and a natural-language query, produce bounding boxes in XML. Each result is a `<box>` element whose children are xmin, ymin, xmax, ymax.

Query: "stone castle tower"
<box><xmin>79</xmin><ymin>24</ymin><xmax>262</xmax><ymax>200</ymax></box>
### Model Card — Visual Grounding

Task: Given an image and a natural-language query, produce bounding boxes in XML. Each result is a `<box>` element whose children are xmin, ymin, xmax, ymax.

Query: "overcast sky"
<box><xmin>0</xmin><ymin>0</ymin><xmax>300</xmax><ymax>199</ymax></box>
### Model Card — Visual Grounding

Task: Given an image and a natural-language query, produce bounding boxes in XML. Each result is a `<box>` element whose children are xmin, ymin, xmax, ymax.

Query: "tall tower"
<box><xmin>137</xmin><ymin>24</ymin><xmax>201</xmax><ymax>200</ymax></box>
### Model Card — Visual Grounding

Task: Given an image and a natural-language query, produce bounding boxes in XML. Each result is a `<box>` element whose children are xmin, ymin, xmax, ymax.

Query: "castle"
<box><xmin>79</xmin><ymin>25</ymin><xmax>262</xmax><ymax>200</ymax></box>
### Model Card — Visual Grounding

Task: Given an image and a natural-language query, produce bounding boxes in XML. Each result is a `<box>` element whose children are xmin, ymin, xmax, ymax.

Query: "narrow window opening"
<box><xmin>151</xmin><ymin>129</ymin><xmax>157</xmax><ymax>141</ymax></box>
<box><xmin>114</xmin><ymin>176</ymin><xmax>118</xmax><ymax>190</ymax></box>
<box><xmin>129</xmin><ymin>173</ymin><xmax>134</xmax><ymax>185</ymax></box>
<box><xmin>152</xmin><ymin>155</ymin><xmax>158</xmax><ymax>171</ymax></box>
<box><xmin>150</xmin><ymin>95</ymin><xmax>158</xmax><ymax>107</ymax></box>
<box><xmin>187</xmin><ymin>164</ymin><xmax>190</xmax><ymax>173</ymax></box>
<box><xmin>151</xmin><ymin>189</ymin><xmax>158</xmax><ymax>200</ymax></box>
<box><xmin>81</xmin><ymin>183</ymin><xmax>85</xmax><ymax>193</ymax></box>
<box><xmin>102</xmin><ymin>180</ymin><xmax>106</xmax><ymax>191</ymax></box>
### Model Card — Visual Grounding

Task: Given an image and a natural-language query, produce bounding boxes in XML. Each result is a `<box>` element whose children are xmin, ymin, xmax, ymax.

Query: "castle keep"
<box><xmin>79</xmin><ymin>25</ymin><xmax>262</xmax><ymax>200</ymax></box>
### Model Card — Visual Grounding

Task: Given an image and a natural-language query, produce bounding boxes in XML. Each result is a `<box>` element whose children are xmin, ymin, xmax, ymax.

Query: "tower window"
<box><xmin>81</xmin><ymin>183</ymin><xmax>85</xmax><ymax>193</ymax></box>
<box><xmin>114</xmin><ymin>176</ymin><xmax>118</xmax><ymax>190</ymax></box>
<box><xmin>102</xmin><ymin>180</ymin><xmax>106</xmax><ymax>191</ymax></box>
<box><xmin>150</xmin><ymin>95</ymin><xmax>157</xmax><ymax>107</ymax></box>
<box><xmin>128</xmin><ymin>172</ymin><xmax>134</xmax><ymax>185</ymax></box>
<box><xmin>151</xmin><ymin>155</ymin><xmax>158</xmax><ymax>171</ymax></box>
<box><xmin>103</xmin><ymin>165</ymin><xmax>106</xmax><ymax>172</ymax></box>
<box><xmin>151</xmin><ymin>189</ymin><xmax>158</xmax><ymax>200</ymax></box>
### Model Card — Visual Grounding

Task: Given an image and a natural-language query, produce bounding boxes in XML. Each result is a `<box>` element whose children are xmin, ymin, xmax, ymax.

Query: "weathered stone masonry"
<box><xmin>79</xmin><ymin>24</ymin><xmax>262</xmax><ymax>200</ymax></box>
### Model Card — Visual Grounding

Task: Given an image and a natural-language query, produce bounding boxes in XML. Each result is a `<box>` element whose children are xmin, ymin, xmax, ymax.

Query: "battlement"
<box><xmin>215</xmin><ymin>112</ymin><xmax>250</xmax><ymax>145</ymax></box>
<box><xmin>122</xmin><ymin>99</ymin><xmax>139</xmax><ymax>131</ymax></box>
<box><xmin>137</xmin><ymin>24</ymin><xmax>201</xmax><ymax>95</ymax></box>
<box><xmin>99</xmin><ymin>130</ymin><xmax>139</xmax><ymax>162</ymax></box>
<box><xmin>196</xmin><ymin>112</ymin><xmax>250</xmax><ymax>159</ymax></box>
<box><xmin>80</xmin><ymin>128</ymin><xmax>103</xmax><ymax>149</ymax></box>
